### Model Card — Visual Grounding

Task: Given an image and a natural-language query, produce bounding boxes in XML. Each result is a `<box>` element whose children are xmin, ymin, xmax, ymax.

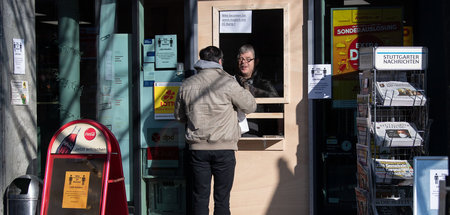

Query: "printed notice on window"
<box><xmin>220</xmin><ymin>11</ymin><xmax>252</xmax><ymax>33</ymax></box>
<box><xmin>429</xmin><ymin>169</ymin><xmax>448</xmax><ymax>210</ymax></box>
<box><xmin>308</xmin><ymin>64</ymin><xmax>332</xmax><ymax>99</ymax></box>
<box><xmin>13</xmin><ymin>38</ymin><xmax>25</xmax><ymax>74</ymax></box>
<box><xmin>62</xmin><ymin>171</ymin><xmax>90</xmax><ymax>209</ymax></box>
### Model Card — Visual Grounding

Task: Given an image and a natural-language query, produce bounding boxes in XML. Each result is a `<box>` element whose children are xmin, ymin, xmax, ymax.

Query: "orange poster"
<box><xmin>62</xmin><ymin>171</ymin><xmax>90</xmax><ymax>209</ymax></box>
<box><xmin>331</xmin><ymin>8</ymin><xmax>403</xmax><ymax>76</ymax></box>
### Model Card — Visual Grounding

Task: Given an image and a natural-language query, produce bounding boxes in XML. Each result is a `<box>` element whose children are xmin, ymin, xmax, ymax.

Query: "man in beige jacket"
<box><xmin>175</xmin><ymin>46</ymin><xmax>256</xmax><ymax>215</ymax></box>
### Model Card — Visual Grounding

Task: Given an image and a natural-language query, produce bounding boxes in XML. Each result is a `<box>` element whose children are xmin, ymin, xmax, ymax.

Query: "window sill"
<box><xmin>238</xmin><ymin>135</ymin><xmax>284</xmax><ymax>151</ymax></box>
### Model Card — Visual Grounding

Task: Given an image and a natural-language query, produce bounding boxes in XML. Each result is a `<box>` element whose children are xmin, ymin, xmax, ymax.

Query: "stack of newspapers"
<box><xmin>375</xmin><ymin>81</ymin><xmax>426</xmax><ymax>106</ymax></box>
<box><xmin>373</xmin><ymin>159</ymin><xmax>414</xmax><ymax>185</ymax></box>
<box><xmin>373</xmin><ymin>121</ymin><xmax>423</xmax><ymax>147</ymax></box>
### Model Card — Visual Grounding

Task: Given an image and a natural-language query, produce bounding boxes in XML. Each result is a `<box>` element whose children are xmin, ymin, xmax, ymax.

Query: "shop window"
<box><xmin>212</xmin><ymin>5</ymin><xmax>288</xmax><ymax>144</ymax></box>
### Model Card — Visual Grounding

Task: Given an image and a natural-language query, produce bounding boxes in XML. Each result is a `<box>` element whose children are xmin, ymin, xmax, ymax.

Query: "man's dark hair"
<box><xmin>199</xmin><ymin>46</ymin><xmax>223</xmax><ymax>63</ymax></box>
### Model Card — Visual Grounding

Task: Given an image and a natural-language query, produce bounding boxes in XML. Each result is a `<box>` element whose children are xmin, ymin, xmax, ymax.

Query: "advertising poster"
<box><xmin>154</xmin><ymin>82</ymin><xmax>181</xmax><ymax>120</ymax></box>
<box><xmin>50</xmin><ymin>123</ymin><xmax>107</xmax><ymax>154</ymax></box>
<box><xmin>331</xmin><ymin>7</ymin><xmax>403</xmax><ymax>76</ymax></box>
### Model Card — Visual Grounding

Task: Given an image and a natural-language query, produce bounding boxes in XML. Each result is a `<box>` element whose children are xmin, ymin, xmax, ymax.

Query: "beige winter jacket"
<box><xmin>174</xmin><ymin>60</ymin><xmax>256</xmax><ymax>150</ymax></box>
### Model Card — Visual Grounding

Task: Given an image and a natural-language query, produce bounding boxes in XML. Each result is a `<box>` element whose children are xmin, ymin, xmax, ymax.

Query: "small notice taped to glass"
<box><xmin>308</xmin><ymin>64</ymin><xmax>332</xmax><ymax>99</ymax></box>
<box><xmin>220</xmin><ymin>11</ymin><xmax>252</xmax><ymax>33</ymax></box>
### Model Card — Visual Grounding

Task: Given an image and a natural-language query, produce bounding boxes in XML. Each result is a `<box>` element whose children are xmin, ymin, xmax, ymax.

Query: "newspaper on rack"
<box><xmin>356</xmin><ymin>143</ymin><xmax>370</xmax><ymax>169</ymax></box>
<box><xmin>357</xmin><ymin>117</ymin><xmax>371</xmax><ymax>146</ymax></box>
<box><xmin>357</xmin><ymin>94</ymin><xmax>371</xmax><ymax>118</ymax></box>
<box><xmin>375</xmin><ymin>81</ymin><xmax>426</xmax><ymax>106</ymax></box>
<box><xmin>375</xmin><ymin>205</ymin><xmax>413</xmax><ymax>215</ymax></box>
<box><xmin>373</xmin><ymin>122</ymin><xmax>423</xmax><ymax>147</ymax></box>
<box><xmin>355</xmin><ymin>187</ymin><xmax>370</xmax><ymax>215</ymax></box>
<box><xmin>357</xmin><ymin>162</ymin><xmax>371</xmax><ymax>192</ymax></box>
<box><xmin>359</xmin><ymin>71</ymin><xmax>373</xmax><ymax>95</ymax></box>
<box><xmin>373</xmin><ymin>159</ymin><xmax>414</xmax><ymax>185</ymax></box>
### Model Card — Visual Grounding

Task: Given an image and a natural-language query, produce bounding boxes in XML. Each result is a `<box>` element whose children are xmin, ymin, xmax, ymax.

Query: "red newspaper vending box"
<box><xmin>40</xmin><ymin>119</ymin><xmax>128</xmax><ymax>215</ymax></box>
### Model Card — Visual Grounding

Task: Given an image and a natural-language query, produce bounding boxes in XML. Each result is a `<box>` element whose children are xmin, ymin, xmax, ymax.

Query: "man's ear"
<box><xmin>219</xmin><ymin>58</ymin><xmax>223</xmax><ymax>65</ymax></box>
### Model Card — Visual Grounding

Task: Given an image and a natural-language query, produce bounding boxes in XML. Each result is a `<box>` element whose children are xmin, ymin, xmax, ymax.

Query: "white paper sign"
<box><xmin>429</xmin><ymin>169</ymin><xmax>448</xmax><ymax>209</ymax></box>
<box><xmin>13</xmin><ymin>38</ymin><xmax>26</xmax><ymax>74</ymax></box>
<box><xmin>220</xmin><ymin>11</ymin><xmax>252</xmax><ymax>33</ymax></box>
<box><xmin>155</xmin><ymin>35</ymin><xmax>177</xmax><ymax>69</ymax></box>
<box><xmin>11</xmin><ymin>80</ymin><xmax>29</xmax><ymax>105</ymax></box>
<box><xmin>308</xmin><ymin>64</ymin><xmax>332</xmax><ymax>99</ymax></box>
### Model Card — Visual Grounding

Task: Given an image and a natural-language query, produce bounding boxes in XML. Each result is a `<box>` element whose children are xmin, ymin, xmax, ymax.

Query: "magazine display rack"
<box><xmin>355</xmin><ymin>46</ymin><xmax>429</xmax><ymax>215</ymax></box>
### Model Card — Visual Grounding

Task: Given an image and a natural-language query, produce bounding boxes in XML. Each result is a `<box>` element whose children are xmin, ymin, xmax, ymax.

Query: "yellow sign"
<box><xmin>62</xmin><ymin>171</ymin><xmax>90</xmax><ymax>209</ymax></box>
<box><xmin>154</xmin><ymin>82</ymin><xmax>181</xmax><ymax>120</ymax></box>
<box><xmin>332</xmin><ymin>8</ymin><xmax>403</xmax><ymax>76</ymax></box>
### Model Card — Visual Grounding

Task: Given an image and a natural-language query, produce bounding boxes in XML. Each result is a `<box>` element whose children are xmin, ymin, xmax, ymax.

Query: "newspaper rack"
<box><xmin>356</xmin><ymin>46</ymin><xmax>429</xmax><ymax>215</ymax></box>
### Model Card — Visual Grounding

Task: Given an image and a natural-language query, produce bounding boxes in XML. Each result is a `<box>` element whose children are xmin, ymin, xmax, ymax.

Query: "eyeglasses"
<box><xmin>237</xmin><ymin>58</ymin><xmax>255</xmax><ymax>63</ymax></box>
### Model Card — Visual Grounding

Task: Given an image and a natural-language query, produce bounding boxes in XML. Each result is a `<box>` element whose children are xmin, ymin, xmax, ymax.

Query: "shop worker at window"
<box><xmin>174</xmin><ymin>46</ymin><xmax>256</xmax><ymax>215</ymax></box>
<box><xmin>235</xmin><ymin>44</ymin><xmax>282</xmax><ymax>136</ymax></box>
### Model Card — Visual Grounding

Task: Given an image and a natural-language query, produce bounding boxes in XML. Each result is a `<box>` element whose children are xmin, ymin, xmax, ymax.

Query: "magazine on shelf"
<box><xmin>373</xmin><ymin>159</ymin><xmax>414</xmax><ymax>185</ymax></box>
<box><xmin>357</xmin><ymin>162</ymin><xmax>371</xmax><ymax>192</ymax></box>
<box><xmin>357</xmin><ymin>117</ymin><xmax>371</xmax><ymax>146</ymax></box>
<box><xmin>355</xmin><ymin>187</ymin><xmax>370</xmax><ymax>215</ymax></box>
<box><xmin>373</xmin><ymin>122</ymin><xmax>423</xmax><ymax>147</ymax></box>
<box><xmin>357</xmin><ymin>94</ymin><xmax>371</xmax><ymax>118</ymax></box>
<box><xmin>356</xmin><ymin>143</ymin><xmax>370</xmax><ymax>168</ymax></box>
<box><xmin>375</xmin><ymin>81</ymin><xmax>426</xmax><ymax>106</ymax></box>
<box><xmin>359</xmin><ymin>71</ymin><xmax>373</xmax><ymax>95</ymax></box>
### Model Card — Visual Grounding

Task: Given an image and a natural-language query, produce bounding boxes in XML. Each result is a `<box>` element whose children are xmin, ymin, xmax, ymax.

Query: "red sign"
<box><xmin>40</xmin><ymin>119</ymin><xmax>129</xmax><ymax>215</ymax></box>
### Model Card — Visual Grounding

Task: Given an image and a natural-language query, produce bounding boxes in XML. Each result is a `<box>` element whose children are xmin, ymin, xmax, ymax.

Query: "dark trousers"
<box><xmin>189</xmin><ymin>150</ymin><xmax>236</xmax><ymax>215</ymax></box>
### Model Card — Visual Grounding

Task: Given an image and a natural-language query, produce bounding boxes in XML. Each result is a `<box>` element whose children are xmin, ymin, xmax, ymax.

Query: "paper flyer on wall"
<box><xmin>10</xmin><ymin>80</ymin><xmax>29</xmax><ymax>105</ymax></box>
<box><xmin>13</xmin><ymin>38</ymin><xmax>26</xmax><ymax>75</ymax></box>
<box><xmin>154</xmin><ymin>82</ymin><xmax>181</xmax><ymax>120</ymax></box>
<box><xmin>375</xmin><ymin>81</ymin><xmax>426</xmax><ymax>106</ymax></box>
<box><xmin>373</xmin><ymin>122</ymin><xmax>423</xmax><ymax>147</ymax></box>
